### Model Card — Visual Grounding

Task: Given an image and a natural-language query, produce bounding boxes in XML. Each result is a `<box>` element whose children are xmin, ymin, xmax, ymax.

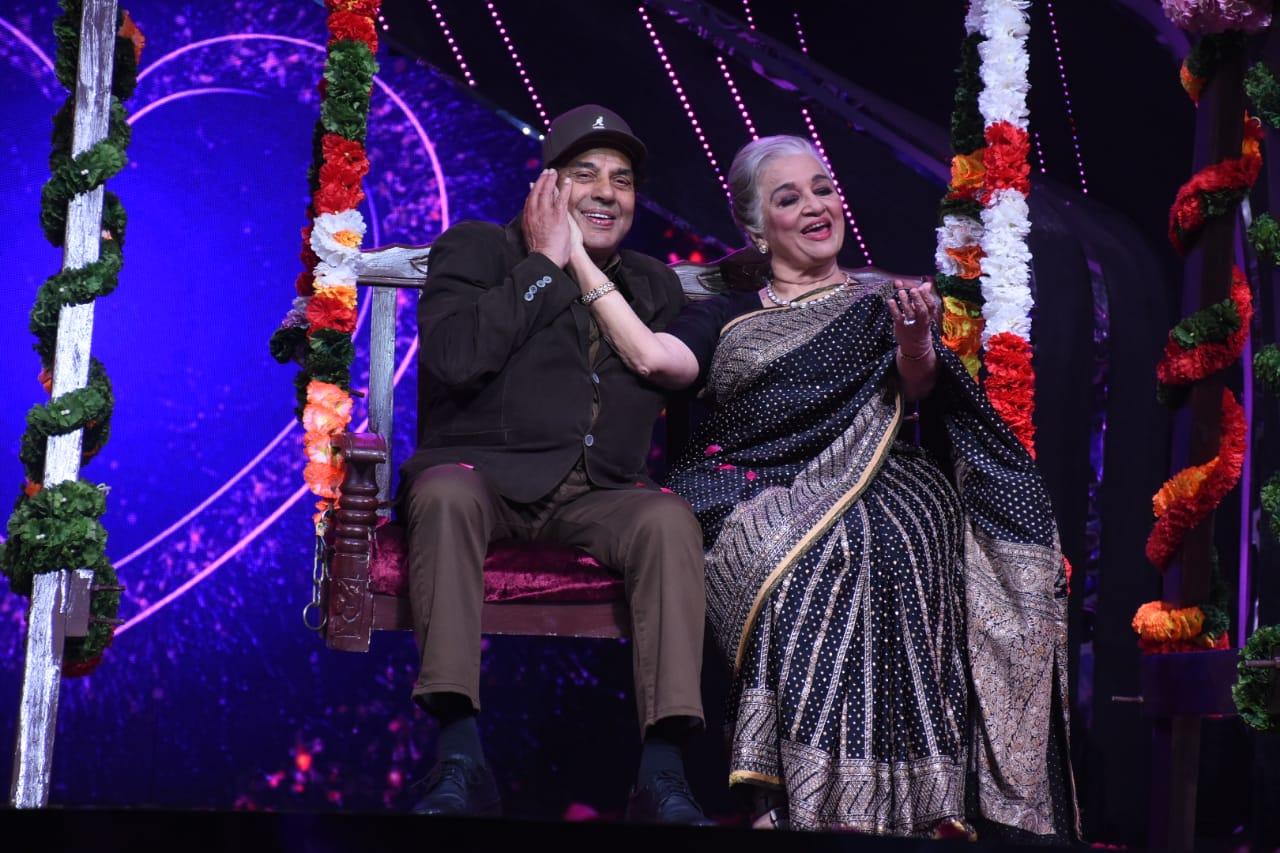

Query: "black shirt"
<box><xmin>663</xmin><ymin>289</ymin><xmax>763</xmax><ymax>389</ymax></box>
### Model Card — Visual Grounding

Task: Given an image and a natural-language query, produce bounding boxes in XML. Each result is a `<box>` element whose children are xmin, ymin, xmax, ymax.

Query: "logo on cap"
<box><xmin>592</xmin><ymin>115</ymin><xmax>605</xmax><ymax>129</ymax></box>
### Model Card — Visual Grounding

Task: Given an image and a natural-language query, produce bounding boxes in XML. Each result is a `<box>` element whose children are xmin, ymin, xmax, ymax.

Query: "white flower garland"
<box><xmin>976</xmin><ymin>0</ymin><xmax>1034</xmax><ymax>344</ymax></box>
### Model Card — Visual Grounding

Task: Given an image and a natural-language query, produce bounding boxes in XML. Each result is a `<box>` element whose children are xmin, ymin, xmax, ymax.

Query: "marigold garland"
<box><xmin>1141</xmin><ymin>0</ymin><xmax>1269</xmax><ymax>658</ymax></box>
<box><xmin>1153</xmin><ymin>460</ymin><xmax>1214</xmax><ymax>517</ymax></box>
<box><xmin>1132</xmin><ymin>594</ymin><xmax>1232</xmax><ymax>653</ymax></box>
<box><xmin>947</xmin><ymin>152</ymin><xmax>986</xmax><ymax>200</ymax></box>
<box><xmin>1145</xmin><ymin>389</ymin><xmax>1247</xmax><ymax>571</ymax></box>
<box><xmin>1168</xmin><ymin>116</ymin><xmax>1264</xmax><ymax>254</ymax></box>
<box><xmin>937</xmin><ymin>14</ymin><xmax>988</xmax><ymax>381</ymax></box>
<box><xmin>1133</xmin><ymin>600</ymin><xmax>1207</xmax><ymax>644</ymax></box>
<box><xmin>270</xmin><ymin>0</ymin><xmax>380</xmax><ymax>525</ymax></box>
<box><xmin>937</xmin><ymin>1</ymin><xmax>1037</xmax><ymax>439</ymax></box>
<box><xmin>1156</xmin><ymin>266</ymin><xmax>1252</xmax><ymax>392</ymax></box>
<box><xmin>1180</xmin><ymin>32</ymin><xmax>1246</xmax><ymax>103</ymax></box>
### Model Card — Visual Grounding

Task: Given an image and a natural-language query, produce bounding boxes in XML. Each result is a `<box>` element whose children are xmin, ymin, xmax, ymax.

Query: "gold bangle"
<box><xmin>897</xmin><ymin>345</ymin><xmax>933</xmax><ymax>361</ymax></box>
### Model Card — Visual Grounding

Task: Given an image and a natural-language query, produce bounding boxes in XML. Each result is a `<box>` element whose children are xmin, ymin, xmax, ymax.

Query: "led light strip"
<box><xmin>716</xmin><ymin>55</ymin><xmax>758</xmax><ymax>139</ymax></box>
<box><xmin>794</xmin><ymin>12</ymin><xmax>871</xmax><ymax>264</ymax></box>
<box><xmin>1045</xmin><ymin>0</ymin><xmax>1088</xmax><ymax>193</ymax></box>
<box><xmin>638</xmin><ymin>4</ymin><xmax>729</xmax><ymax>198</ymax></box>
<box><xmin>486</xmin><ymin>1</ymin><xmax>548</xmax><ymax>129</ymax></box>
<box><xmin>428</xmin><ymin>0</ymin><xmax>476</xmax><ymax>87</ymax></box>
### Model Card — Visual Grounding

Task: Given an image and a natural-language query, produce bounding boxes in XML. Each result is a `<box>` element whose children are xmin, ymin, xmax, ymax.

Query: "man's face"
<box><xmin>556</xmin><ymin>147</ymin><xmax>636</xmax><ymax>264</ymax></box>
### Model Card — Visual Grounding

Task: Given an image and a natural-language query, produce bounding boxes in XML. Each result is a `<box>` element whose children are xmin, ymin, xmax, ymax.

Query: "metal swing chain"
<box><xmin>302</xmin><ymin>516</ymin><xmax>330</xmax><ymax>632</ymax></box>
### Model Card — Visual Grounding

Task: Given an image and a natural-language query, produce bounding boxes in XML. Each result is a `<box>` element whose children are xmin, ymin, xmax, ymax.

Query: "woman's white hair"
<box><xmin>727</xmin><ymin>135</ymin><xmax>831</xmax><ymax>240</ymax></box>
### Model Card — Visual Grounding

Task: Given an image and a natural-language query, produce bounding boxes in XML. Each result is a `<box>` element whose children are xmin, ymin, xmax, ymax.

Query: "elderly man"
<box><xmin>401</xmin><ymin>105</ymin><xmax>709</xmax><ymax>824</ymax></box>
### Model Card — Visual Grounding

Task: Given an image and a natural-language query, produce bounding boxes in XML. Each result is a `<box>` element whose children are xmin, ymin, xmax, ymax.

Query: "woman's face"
<box><xmin>756</xmin><ymin>153</ymin><xmax>845</xmax><ymax>271</ymax></box>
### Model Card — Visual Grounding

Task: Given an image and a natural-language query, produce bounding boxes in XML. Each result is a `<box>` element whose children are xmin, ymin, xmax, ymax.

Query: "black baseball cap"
<box><xmin>541</xmin><ymin>104</ymin><xmax>648</xmax><ymax>174</ymax></box>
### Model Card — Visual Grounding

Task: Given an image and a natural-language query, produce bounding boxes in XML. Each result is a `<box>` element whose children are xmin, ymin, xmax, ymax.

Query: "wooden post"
<box><xmin>368</xmin><ymin>285</ymin><xmax>396</xmax><ymax>513</ymax></box>
<box><xmin>1147</xmin><ymin>45</ymin><xmax>1246</xmax><ymax>853</ymax></box>
<box><xmin>10</xmin><ymin>0</ymin><xmax>118</xmax><ymax>809</ymax></box>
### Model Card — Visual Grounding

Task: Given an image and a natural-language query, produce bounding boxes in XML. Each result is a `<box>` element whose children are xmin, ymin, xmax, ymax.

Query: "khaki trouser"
<box><xmin>402</xmin><ymin>462</ymin><xmax>706</xmax><ymax>731</ymax></box>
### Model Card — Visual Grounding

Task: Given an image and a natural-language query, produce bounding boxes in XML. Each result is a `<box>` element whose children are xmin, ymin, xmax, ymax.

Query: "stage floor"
<box><xmin>1</xmin><ymin>806</ymin><xmax>1083</xmax><ymax>852</ymax></box>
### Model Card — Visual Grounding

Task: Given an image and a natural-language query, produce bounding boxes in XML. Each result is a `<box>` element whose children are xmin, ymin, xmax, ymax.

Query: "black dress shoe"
<box><xmin>625</xmin><ymin>770</ymin><xmax>716</xmax><ymax>826</ymax></box>
<box><xmin>411</xmin><ymin>755</ymin><xmax>501</xmax><ymax>817</ymax></box>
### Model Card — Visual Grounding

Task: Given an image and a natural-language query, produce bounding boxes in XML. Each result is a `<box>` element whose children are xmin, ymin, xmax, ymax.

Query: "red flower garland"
<box><xmin>328</xmin><ymin>0</ymin><xmax>380</xmax><ymax>14</ymax></box>
<box><xmin>1156</xmin><ymin>266</ymin><xmax>1252</xmax><ymax>386</ymax></box>
<box><xmin>1141</xmin><ymin>632</ymin><xmax>1231</xmax><ymax>655</ymax></box>
<box><xmin>314</xmin><ymin>182</ymin><xmax>365</xmax><ymax>216</ymax></box>
<box><xmin>1168</xmin><ymin>118</ymin><xmax>1264</xmax><ymax>253</ymax></box>
<box><xmin>981</xmin><ymin>121</ymin><xmax>1032</xmax><ymax>201</ymax></box>
<box><xmin>1145</xmin><ymin>388</ymin><xmax>1247</xmax><ymax>571</ymax></box>
<box><xmin>328</xmin><ymin>10</ymin><xmax>378</xmax><ymax>52</ymax></box>
<box><xmin>306</xmin><ymin>291</ymin><xmax>357</xmax><ymax>333</ymax></box>
<box><xmin>319</xmin><ymin>133</ymin><xmax>370</xmax><ymax>186</ymax></box>
<box><xmin>983</xmin><ymin>331</ymin><xmax>1037</xmax><ymax>456</ymax></box>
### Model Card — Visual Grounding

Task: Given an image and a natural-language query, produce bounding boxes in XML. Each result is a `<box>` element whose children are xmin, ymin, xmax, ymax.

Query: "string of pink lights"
<box><xmin>428</xmin><ymin>0</ymin><xmax>475</xmax><ymax>87</ymax></box>
<box><xmin>716</xmin><ymin>55</ymin><xmax>758</xmax><ymax>140</ymax></box>
<box><xmin>486</xmin><ymin>1</ymin><xmax>549</xmax><ymax>131</ymax></box>
<box><xmin>637</xmin><ymin>4</ymin><xmax>730</xmax><ymax>199</ymax></box>
<box><xmin>1044</xmin><ymin>0</ymin><xmax>1088</xmax><ymax>193</ymax></box>
<box><xmin>792</xmin><ymin>12</ymin><xmax>872</xmax><ymax>264</ymax></box>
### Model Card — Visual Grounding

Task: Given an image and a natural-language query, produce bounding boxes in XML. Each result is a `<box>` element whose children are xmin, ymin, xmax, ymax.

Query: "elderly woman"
<box><xmin>564</xmin><ymin>135</ymin><xmax>1076</xmax><ymax>838</ymax></box>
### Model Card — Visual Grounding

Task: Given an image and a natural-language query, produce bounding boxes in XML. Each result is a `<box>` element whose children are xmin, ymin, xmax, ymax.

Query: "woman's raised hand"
<box><xmin>887</xmin><ymin>277</ymin><xmax>937</xmax><ymax>356</ymax></box>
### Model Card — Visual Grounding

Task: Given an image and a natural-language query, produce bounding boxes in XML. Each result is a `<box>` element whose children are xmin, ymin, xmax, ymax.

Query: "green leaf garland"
<box><xmin>1246</xmin><ymin>62</ymin><xmax>1280</xmax><ymax>130</ymax></box>
<box><xmin>1232</xmin><ymin>625</ymin><xmax>1280</xmax><ymax>733</ymax></box>
<box><xmin>0</xmin><ymin>0</ymin><xmax>137</xmax><ymax>672</ymax></box>
<box><xmin>1248</xmin><ymin>214</ymin><xmax>1280</xmax><ymax>265</ymax></box>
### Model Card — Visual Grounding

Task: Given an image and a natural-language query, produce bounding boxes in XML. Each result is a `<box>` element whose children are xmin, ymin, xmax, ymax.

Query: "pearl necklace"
<box><xmin>764</xmin><ymin>272</ymin><xmax>852</xmax><ymax>308</ymax></box>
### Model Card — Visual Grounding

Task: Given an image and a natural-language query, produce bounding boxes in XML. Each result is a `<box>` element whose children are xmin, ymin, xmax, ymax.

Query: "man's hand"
<box><xmin>523</xmin><ymin>169</ymin><xmax>573</xmax><ymax>267</ymax></box>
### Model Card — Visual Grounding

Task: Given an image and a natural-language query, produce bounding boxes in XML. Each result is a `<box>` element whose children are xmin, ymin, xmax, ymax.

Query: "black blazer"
<box><xmin>399</xmin><ymin>219</ymin><xmax>684</xmax><ymax>503</ymax></box>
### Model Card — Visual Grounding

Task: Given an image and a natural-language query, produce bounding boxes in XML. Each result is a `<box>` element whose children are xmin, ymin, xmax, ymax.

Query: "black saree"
<box><xmin>666</xmin><ymin>274</ymin><xmax>1078</xmax><ymax>836</ymax></box>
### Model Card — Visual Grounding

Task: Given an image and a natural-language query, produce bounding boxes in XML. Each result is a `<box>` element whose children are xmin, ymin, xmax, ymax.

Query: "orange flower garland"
<box><xmin>944</xmin><ymin>244</ymin><xmax>985</xmax><ymax>279</ymax></box>
<box><xmin>1145</xmin><ymin>389</ymin><xmax>1247</xmax><ymax>571</ymax></box>
<box><xmin>947</xmin><ymin>152</ymin><xmax>986</xmax><ymax>200</ymax></box>
<box><xmin>1131</xmin><ymin>600</ymin><xmax>1231</xmax><ymax>652</ymax></box>
<box><xmin>1181</xmin><ymin>62</ymin><xmax>1207</xmax><ymax>103</ymax></box>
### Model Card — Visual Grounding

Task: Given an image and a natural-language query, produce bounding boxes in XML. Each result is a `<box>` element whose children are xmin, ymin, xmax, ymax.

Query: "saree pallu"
<box><xmin>666</xmin><ymin>277</ymin><xmax>1077</xmax><ymax>836</ymax></box>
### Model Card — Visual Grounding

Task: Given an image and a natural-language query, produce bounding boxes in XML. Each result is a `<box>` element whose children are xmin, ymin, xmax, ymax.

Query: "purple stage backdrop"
<box><xmin>0</xmin><ymin>0</ymin><xmax>702</xmax><ymax>816</ymax></box>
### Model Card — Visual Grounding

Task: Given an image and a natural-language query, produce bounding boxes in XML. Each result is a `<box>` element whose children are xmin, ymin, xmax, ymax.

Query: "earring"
<box><xmin>756</xmin><ymin>241</ymin><xmax>768</xmax><ymax>254</ymax></box>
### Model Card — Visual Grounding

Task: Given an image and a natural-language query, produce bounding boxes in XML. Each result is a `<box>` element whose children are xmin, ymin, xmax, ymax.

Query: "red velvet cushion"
<box><xmin>369</xmin><ymin>522</ymin><xmax>624</xmax><ymax>602</ymax></box>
